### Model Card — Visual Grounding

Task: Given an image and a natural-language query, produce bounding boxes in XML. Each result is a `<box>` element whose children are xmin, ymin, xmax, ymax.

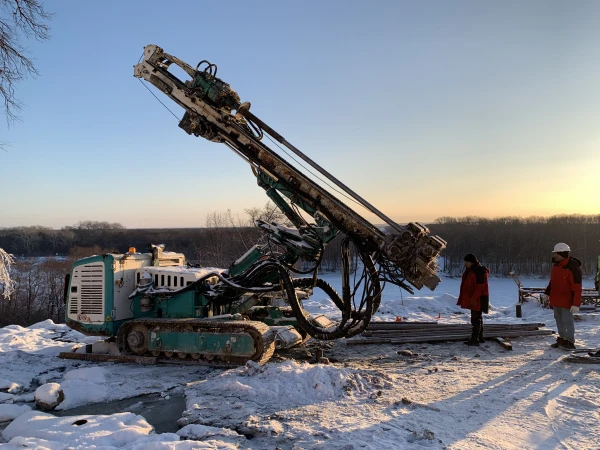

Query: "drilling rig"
<box><xmin>61</xmin><ymin>45</ymin><xmax>446</xmax><ymax>365</ymax></box>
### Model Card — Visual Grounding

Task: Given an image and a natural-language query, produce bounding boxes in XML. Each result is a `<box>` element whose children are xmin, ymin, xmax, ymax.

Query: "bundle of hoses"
<box><xmin>283</xmin><ymin>238</ymin><xmax>382</xmax><ymax>340</ymax></box>
<box><xmin>197</xmin><ymin>238</ymin><xmax>383</xmax><ymax>340</ymax></box>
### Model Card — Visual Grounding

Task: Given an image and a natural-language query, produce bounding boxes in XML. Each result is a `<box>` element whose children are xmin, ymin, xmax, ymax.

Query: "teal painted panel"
<box><xmin>229</xmin><ymin>246</ymin><xmax>264</xmax><ymax>277</ymax></box>
<box><xmin>132</xmin><ymin>291</ymin><xmax>207</xmax><ymax>319</ymax></box>
<box><xmin>148</xmin><ymin>331</ymin><xmax>256</xmax><ymax>356</ymax></box>
<box><xmin>70</xmin><ymin>319</ymin><xmax>129</xmax><ymax>337</ymax></box>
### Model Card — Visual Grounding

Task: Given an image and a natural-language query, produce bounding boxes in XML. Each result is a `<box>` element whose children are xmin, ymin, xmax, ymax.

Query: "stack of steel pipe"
<box><xmin>346</xmin><ymin>322</ymin><xmax>552</xmax><ymax>345</ymax></box>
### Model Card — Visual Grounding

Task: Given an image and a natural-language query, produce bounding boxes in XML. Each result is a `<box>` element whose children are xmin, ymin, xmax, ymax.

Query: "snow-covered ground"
<box><xmin>1</xmin><ymin>275</ymin><xmax>600</xmax><ymax>449</ymax></box>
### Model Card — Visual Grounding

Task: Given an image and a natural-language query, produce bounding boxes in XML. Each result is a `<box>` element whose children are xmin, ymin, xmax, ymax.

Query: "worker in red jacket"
<box><xmin>592</xmin><ymin>244</ymin><xmax>600</xmax><ymax>357</ymax></box>
<box><xmin>457</xmin><ymin>254</ymin><xmax>490</xmax><ymax>346</ymax></box>
<box><xmin>595</xmin><ymin>242</ymin><xmax>600</xmax><ymax>293</ymax></box>
<box><xmin>544</xmin><ymin>242</ymin><xmax>582</xmax><ymax>350</ymax></box>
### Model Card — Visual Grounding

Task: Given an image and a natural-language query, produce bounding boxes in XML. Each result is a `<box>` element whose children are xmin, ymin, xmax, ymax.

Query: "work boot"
<box><xmin>464</xmin><ymin>324</ymin><xmax>481</xmax><ymax>346</ymax></box>
<box><xmin>478</xmin><ymin>328</ymin><xmax>485</xmax><ymax>344</ymax></box>
<box><xmin>560</xmin><ymin>340</ymin><xmax>576</xmax><ymax>350</ymax></box>
<box><xmin>550</xmin><ymin>337</ymin><xmax>564</xmax><ymax>348</ymax></box>
<box><xmin>466</xmin><ymin>337</ymin><xmax>480</xmax><ymax>346</ymax></box>
<box><xmin>464</xmin><ymin>330</ymin><xmax>480</xmax><ymax>346</ymax></box>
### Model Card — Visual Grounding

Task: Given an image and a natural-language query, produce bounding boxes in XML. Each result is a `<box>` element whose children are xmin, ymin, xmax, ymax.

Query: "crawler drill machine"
<box><xmin>62</xmin><ymin>45</ymin><xmax>446</xmax><ymax>365</ymax></box>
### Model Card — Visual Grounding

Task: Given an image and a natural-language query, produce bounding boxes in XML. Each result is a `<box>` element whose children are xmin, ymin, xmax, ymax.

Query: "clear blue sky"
<box><xmin>1</xmin><ymin>0</ymin><xmax>599</xmax><ymax>229</ymax></box>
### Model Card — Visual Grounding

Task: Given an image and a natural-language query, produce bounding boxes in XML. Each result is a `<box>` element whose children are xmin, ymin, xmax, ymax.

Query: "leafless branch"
<box><xmin>0</xmin><ymin>0</ymin><xmax>51</xmax><ymax>124</ymax></box>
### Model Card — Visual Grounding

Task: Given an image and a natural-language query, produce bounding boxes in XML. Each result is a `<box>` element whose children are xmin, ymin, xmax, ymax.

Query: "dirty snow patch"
<box><xmin>177</xmin><ymin>423</ymin><xmax>243</xmax><ymax>439</ymax></box>
<box><xmin>188</xmin><ymin>360</ymin><xmax>364</xmax><ymax>408</ymax></box>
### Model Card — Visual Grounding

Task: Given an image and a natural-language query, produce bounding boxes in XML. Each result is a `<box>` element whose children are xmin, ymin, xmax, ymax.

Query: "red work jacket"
<box><xmin>545</xmin><ymin>257</ymin><xmax>582</xmax><ymax>308</ymax></box>
<box><xmin>457</xmin><ymin>263</ymin><xmax>489</xmax><ymax>312</ymax></box>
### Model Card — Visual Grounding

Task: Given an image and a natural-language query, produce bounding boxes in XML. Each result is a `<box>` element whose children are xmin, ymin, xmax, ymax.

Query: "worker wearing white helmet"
<box><xmin>544</xmin><ymin>242</ymin><xmax>582</xmax><ymax>350</ymax></box>
<box><xmin>589</xmin><ymin>242</ymin><xmax>600</xmax><ymax>357</ymax></box>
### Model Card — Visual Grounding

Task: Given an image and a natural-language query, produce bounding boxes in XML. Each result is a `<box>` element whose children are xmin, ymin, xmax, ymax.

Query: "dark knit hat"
<box><xmin>556</xmin><ymin>251</ymin><xmax>569</xmax><ymax>259</ymax></box>
<box><xmin>464</xmin><ymin>253</ymin><xmax>478</xmax><ymax>264</ymax></box>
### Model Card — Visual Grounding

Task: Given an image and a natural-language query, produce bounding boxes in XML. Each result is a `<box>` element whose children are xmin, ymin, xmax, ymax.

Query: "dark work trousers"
<box><xmin>471</xmin><ymin>309</ymin><xmax>483</xmax><ymax>339</ymax></box>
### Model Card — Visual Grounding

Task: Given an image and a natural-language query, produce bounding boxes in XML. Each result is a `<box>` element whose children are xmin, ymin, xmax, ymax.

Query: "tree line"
<box><xmin>3</xmin><ymin>213</ymin><xmax>599</xmax><ymax>328</ymax></box>
<box><xmin>0</xmin><ymin>206</ymin><xmax>346</xmax><ymax>271</ymax></box>
<box><xmin>427</xmin><ymin>214</ymin><xmax>600</xmax><ymax>277</ymax></box>
<box><xmin>2</xmin><ymin>214</ymin><xmax>599</xmax><ymax>277</ymax></box>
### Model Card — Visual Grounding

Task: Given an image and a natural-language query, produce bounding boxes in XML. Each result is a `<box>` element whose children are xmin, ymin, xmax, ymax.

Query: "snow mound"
<box><xmin>2</xmin><ymin>410</ymin><xmax>153</xmax><ymax>446</ymax></box>
<box><xmin>0</xmin><ymin>320</ymin><xmax>95</xmax><ymax>356</ymax></box>
<box><xmin>200</xmin><ymin>360</ymin><xmax>363</xmax><ymax>405</ymax></box>
<box><xmin>1</xmin><ymin>410</ymin><xmax>244</xmax><ymax>449</ymax></box>
<box><xmin>181</xmin><ymin>360</ymin><xmax>369</xmax><ymax>437</ymax></box>
<box><xmin>47</xmin><ymin>366</ymin><xmax>109</xmax><ymax>410</ymax></box>
<box><xmin>0</xmin><ymin>392</ymin><xmax>15</xmax><ymax>403</ymax></box>
<box><xmin>64</xmin><ymin>366</ymin><xmax>107</xmax><ymax>384</ymax></box>
<box><xmin>56</xmin><ymin>379</ymin><xmax>108</xmax><ymax>410</ymax></box>
<box><xmin>28</xmin><ymin>319</ymin><xmax>60</xmax><ymax>330</ymax></box>
<box><xmin>0</xmin><ymin>404</ymin><xmax>31</xmax><ymax>422</ymax></box>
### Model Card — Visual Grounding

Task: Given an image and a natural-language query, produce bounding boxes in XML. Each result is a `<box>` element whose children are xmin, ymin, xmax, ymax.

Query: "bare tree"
<box><xmin>244</xmin><ymin>201</ymin><xmax>291</xmax><ymax>226</ymax></box>
<box><xmin>0</xmin><ymin>247</ymin><xmax>14</xmax><ymax>298</ymax></box>
<box><xmin>0</xmin><ymin>0</ymin><xmax>52</xmax><ymax>123</ymax></box>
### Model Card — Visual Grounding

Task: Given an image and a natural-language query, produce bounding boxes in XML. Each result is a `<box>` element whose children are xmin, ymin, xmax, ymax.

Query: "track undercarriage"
<box><xmin>116</xmin><ymin>319</ymin><xmax>276</xmax><ymax>366</ymax></box>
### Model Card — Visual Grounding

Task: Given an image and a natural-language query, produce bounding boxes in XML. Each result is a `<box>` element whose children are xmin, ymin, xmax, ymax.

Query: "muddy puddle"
<box><xmin>51</xmin><ymin>391</ymin><xmax>187</xmax><ymax>433</ymax></box>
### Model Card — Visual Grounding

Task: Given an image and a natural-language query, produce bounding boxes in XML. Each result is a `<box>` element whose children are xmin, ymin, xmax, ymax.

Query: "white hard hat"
<box><xmin>553</xmin><ymin>242</ymin><xmax>571</xmax><ymax>253</ymax></box>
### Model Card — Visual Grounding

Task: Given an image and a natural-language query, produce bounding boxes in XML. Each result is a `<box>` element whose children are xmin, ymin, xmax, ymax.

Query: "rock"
<box><xmin>244</xmin><ymin>360</ymin><xmax>266</xmax><ymax>376</ymax></box>
<box><xmin>318</xmin><ymin>357</ymin><xmax>330</xmax><ymax>364</ymax></box>
<box><xmin>177</xmin><ymin>417</ymin><xmax>191</xmax><ymax>427</ymax></box>
<box><xmin>423</xmin><ymin>429</ymin><xmax>435</xmax><ymax>440</ymax></box>
<box><xmin>34</xmin><ymin>383</ymin><xmax>64</xmax><ymax>411</ymax></box>
<box><xmin>397</xmin><ymin>350</ymin><xmax>413</xmax><ymax>357</ymax></box>
<box><xmin>409</xmin><ymin>428</ymin><xmax>436</xmax><ymax>442</ymax></box>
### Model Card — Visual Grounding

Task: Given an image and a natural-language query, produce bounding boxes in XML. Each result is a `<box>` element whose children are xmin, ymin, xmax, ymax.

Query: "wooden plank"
<box><xmin>58</xmin><ymin>352</ymin><xmax>158</xmax><ymax>364</ymax></box>
<box><xmin>563</xmin><ymin>356</ymin><xmax>600</xmax><ymax>364</ymax></box>
<box><xmin>492</xmin><ymin>337</ymin><xmax>513</xmax><ymax>350</ymax></box>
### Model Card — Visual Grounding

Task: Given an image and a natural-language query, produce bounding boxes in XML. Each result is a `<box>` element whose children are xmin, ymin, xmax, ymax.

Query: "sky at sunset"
<box><xmin>1</xmin><ymin>0</ymin><xmax>599</xmax><ymax>229</ymax></box>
